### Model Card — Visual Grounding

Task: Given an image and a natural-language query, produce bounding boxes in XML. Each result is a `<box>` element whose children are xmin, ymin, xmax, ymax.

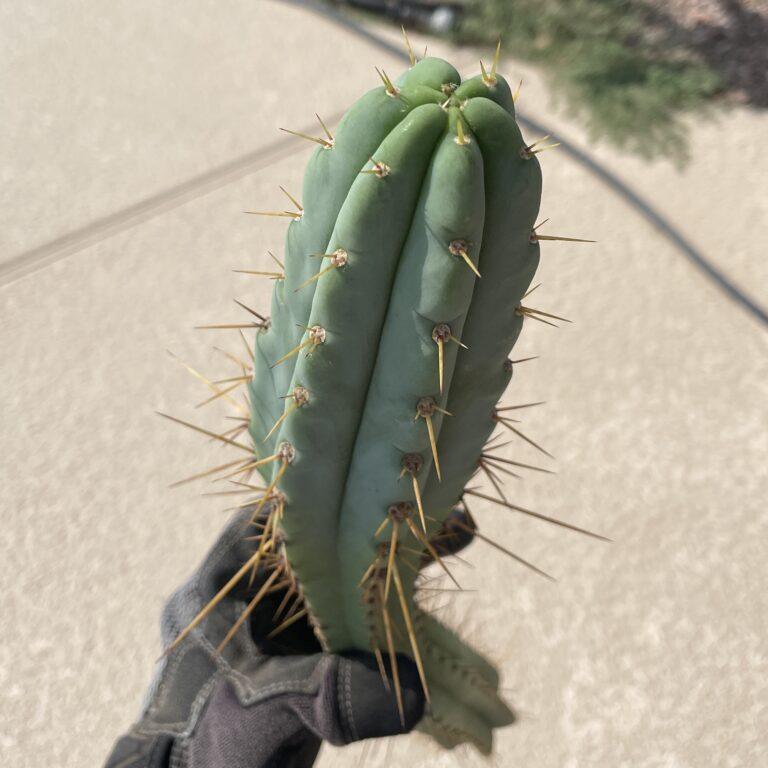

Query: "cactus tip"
<box><xmin>245</xmin><ymin>209</ymin><xmax>302</xmax><ymax>220</ymax></box>
<box><xmin>361</xmin><ymin>158</ymin><xmax>391</xmax><ymax>178</ymax></box>
<box><xmin>492</xmin><ymin>39</ymin><xmax>502</xmax><ymax>77</ymax></box>
<box><xmin>453</xmin><ymin>511</ymin><xmax>555</xmax><ymax>581</ymax></box>
<box><xmin>270</xmin><ymin>325</ymin><xmax>326</xmax><ymax>367</ymax></box>
<box><xmin>279</xmin><ymin>185</ymin><xmax>303</xmax><ymax>213</ymax></box>
<box><xmin>516</xmin><ymin>303</ymin><xmax>572</xmax><ymax>327</ymax></box>
<box><xmin>454</xmin><ymin>119</ymin><xmax>471</xmax><ymax>147</ymax></box>
<box><xmin>233</xmin><ymin>268</ymin><xmax>284</xmax><ymax>280</ymax></box>
<box><xmin>481</xmin><ymin>41</ymin><xmax>501</xmax><ymax>87</ymax></box>
<box><xmin>449</xmin><ymin>238</ymin><xmax>481</xmax><ymax>277</ymax></box>
<box><xmin>156</xmin><ymin>411</ymin><xmax>253</xmax><ymax>454</ymax></box>
<box><xmin>479</xmin><ymin>59</ymin><xmax>489</xmax><ymax>83</ymax></box>
<box><xmin>530</xmin><ymin>220</ymin><xmax>596</xmax><ymax>244</ymax></box>
<box><xmin>415</xmin><ymin>397</ymin><xmax>450</xmax><ymax>481</ymax></box>
<box><xmin>401</xmin><ymin>26</ymin><xmax>416</xmax><ymax>67</ymax></box>
<box><xmin>315</xmin><ymin>113</ymin><xmax>334</xmax><ymax>144</ymax></box>
<box><xmin>379</xmin><ymin>594</ymin><xmax>405</xmax><ymax>726</ymax></box>
<box><xmin>375</xmin><ymin>67</ymin><xmax>399</xmax><ymax>98</ymax></box>
<box><xmin>391</xmin><ymin>562</ymin><xmax>431</xmax><ymax>704</ymax></box>
<box><xmin>431</xmin><ymin>324</ymin><xmax>453</xmax><ymax>394</ymax></box>
<box><xmin>521</xmin><ymin>135</ymin><xmax>561</xmax><ymax>159</ymax></box>
<box><xmin>233</xmin><ymin>298</ymin><xmax>268</xmax><ymax>323</ymax></box>
<box><xmin>294</xmin><ymin>249</ymin><xmax>348</xmax><ymax>292</ymax></box>
<box><xmin>266</xmin><ymin>606</ymin><xmax>310</xmax><ymax>639</ymax></box>
<box><xmin>264</xmin><ymin>387</ymin><xmax>309</xmax><ymax>441</ymax></box>
<box><xmin>492</xmin><ymin>412</ymin><xmax>554</xmax><ymax>459</ymax></box>
<box><xmin>279</xmin><ymin>126</ymin><xmax>333</xmax><ymax>149</ymax></box>
<box><xmin>217</xmin><ymin>565</ymin><xmax>284</xmax><ymax>653</ymax></box>
<box><xmin>267</xmin><ymin>250</ymin><xmax>285</xmax><ymax>270</ymax></box>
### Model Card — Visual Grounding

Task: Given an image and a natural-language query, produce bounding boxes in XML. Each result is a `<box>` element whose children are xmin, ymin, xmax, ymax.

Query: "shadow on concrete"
<box><xmin>653</xmin><ymin>0</ymin><xmax>768</xmax><ymax>107</ymax></box>
<box><xmin>3</xmin><ymin>0</ymin><xmax>766</xmax><ymax>330</ymax></box>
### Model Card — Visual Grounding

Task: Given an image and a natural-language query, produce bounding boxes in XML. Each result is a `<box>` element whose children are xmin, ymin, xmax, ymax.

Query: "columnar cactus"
<box><xmin>164</xmin><ymin>46</ymin><xmax>600</xmax><ymax>754</ymax></box>
<box><xmin>248</xmin><ymin>53</ymin><xmax>539</xmax><ymax>752</ymax></box>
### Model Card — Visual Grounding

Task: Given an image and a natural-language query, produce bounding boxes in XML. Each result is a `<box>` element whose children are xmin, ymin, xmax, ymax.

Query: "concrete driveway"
<box><xmin>1</xmin><ymin>2</ymin><xmax>766</xmax><ymax>766</ymax></box>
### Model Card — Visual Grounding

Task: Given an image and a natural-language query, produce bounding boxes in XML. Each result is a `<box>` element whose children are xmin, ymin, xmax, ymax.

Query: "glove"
<box><xmin>104</xmin><ymin>505</ymin><xmax>474</xmax><ymax>768</ymax></box>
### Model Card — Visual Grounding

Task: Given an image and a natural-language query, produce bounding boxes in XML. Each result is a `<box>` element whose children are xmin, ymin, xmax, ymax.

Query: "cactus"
<box><xmin>162</xmin><ymin>42</ymin><xmax>603</xmax><ymax>754</ymax></box>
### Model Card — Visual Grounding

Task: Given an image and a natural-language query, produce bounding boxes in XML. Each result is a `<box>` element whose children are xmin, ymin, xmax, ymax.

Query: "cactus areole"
<box><xmin>239</xmin><ymin>55</ymin><xmax>543</xmax><ymax>751</ymax></box>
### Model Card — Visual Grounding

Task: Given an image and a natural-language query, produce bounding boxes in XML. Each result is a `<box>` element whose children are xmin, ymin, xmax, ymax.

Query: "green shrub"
<box><xmin>458</xmin><ymin>0</ymin><xmax>722</xmax><ymax>160</ymax></box>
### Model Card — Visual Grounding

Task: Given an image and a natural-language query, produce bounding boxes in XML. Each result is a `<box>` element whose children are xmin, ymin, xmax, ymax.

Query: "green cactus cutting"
<box><xmin>161</xmin><ymin>41</ymin><xmax>603</xmax><ymax>754</ymax></box>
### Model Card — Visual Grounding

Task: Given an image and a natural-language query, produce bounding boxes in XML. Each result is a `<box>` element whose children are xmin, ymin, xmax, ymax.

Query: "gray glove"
<box><xmin>103</xmin><ymin>505</ymin><xmax>475</xmax><ymax>768</ymax></box>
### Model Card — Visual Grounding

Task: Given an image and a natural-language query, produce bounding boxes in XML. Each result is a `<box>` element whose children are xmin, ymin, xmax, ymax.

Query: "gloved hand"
<box><xmin>104</xmin><ymin>506</ymin><xmax>475</xmax><ymax>768</ymax></box>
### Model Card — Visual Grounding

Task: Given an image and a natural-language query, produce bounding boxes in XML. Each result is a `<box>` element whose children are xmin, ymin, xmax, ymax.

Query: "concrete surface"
<box><xmin>1</xmin><ymin>2</ymin><xmax>766</xmax><ymax>767</ymax></box>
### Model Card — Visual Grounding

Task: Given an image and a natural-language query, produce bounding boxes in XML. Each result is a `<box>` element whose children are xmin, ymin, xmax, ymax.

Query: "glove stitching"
<box><xmin>135</xmin><ymin>675</ymin><xmax>218</xmax><ymax>738</ymax></box>
<box><xmin>110</xmin><ymin>755</ymin><xmax>146</xmax><ymax>768</ymax></box>
<box><xmin>423</xmin><ymin>638</ymin><xmax>495</xmax><ymax>691</ymax></box>
<box><xmin>335</xmin><ymin>658</ymin><xmax>350</xmax><ymax>743</ymax></box>
<box><xmin>429</xmin><ymin>712</ymin><xmax>476</xmax><ymax>743</ymax></box>
<box><xmin>183</xmin><ymin>675</ymin><xmax>220</xmax><ymax>738</ymax></box>
<box><xmin>134</xmin><ymin>672</ymin><xmax>218</xmax><ymax>737</ymax></box>
<box><xmin>119</xmin><ymin>512</ymin><xmax>282</xmax><ymax>750</ymax></box>
<box><xmin>142</xmin><ymin>629</ymin><xmax>231</xmax><ymax>731</ymax></box>
<box><xmin>195</xmin><ymin>631</ymin><xmax>235</xmax><ymax>674</ymax></box>
<box><xmin>168</xmin><ymin>675</ymin><xmax>219</xmax><ymax>768</ymax></box>
<box><xmin>343</xmin><ymin>657</ymin><xmax>359</xmax><ymax>742</ymax></box>
<box><xmin>169</xmin><ymin>738</ymin><xmax>187</xmax><ymax>768</ymax></box>
<box><xmin>228</xmin><ymin>655</ymin><xmax>335</xmax><ymax>705</ymax></box>
<box><xmin>229</xmin><ymin>675</ymin><xmax>318</xmax><ymax>705</ymax></box>
<box><xmin>149</xmin><ymin>734</ymin><xmax>172</xmax><ymax>766</ymax></box>
<box><xmin>145</xmin><ymin>642</ymin><xmax>194</xmax><ymax>716</ymax></box>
